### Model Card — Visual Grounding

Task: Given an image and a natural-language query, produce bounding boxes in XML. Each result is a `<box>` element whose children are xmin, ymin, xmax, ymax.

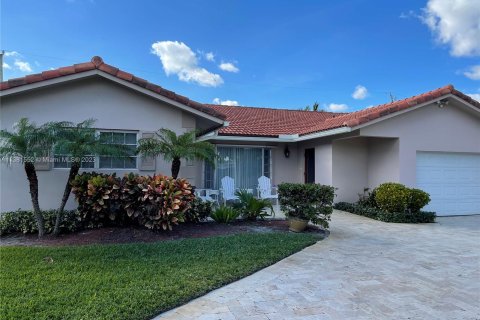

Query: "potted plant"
<box><xmin>278</xmin><ymin>183</ymin><xmax>335</xmax><ymax>232</ymax></box>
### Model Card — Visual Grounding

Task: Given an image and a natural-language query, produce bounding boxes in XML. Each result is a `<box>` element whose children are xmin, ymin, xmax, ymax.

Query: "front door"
<box><xmin>305</xmin><ymin>148</ymin><xmax>315</xmax><ymax>183</ymax></box>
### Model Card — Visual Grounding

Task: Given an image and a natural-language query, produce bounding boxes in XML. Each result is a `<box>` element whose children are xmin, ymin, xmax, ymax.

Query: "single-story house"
<box><xmin>1</xmin><ymin>56</ymin><xmax>479</xmax><ymax>216</ymax></box>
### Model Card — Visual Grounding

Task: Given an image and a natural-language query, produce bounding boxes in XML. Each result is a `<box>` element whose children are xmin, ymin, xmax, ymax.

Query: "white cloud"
<box><xmin>14</xmin><ymin>59</ymin><xmax>32</xmax><ymax>72</ymax></box>
<box><xmin>352</xmin><ymin>85</ymin><xmax>368</xmax><ymax>100</ymax></box>
<box><xmin>219</xmin><ymin>62</ymin><xmax>239</xmax><ymax>73</ymax></box>
<box><xmin>422</xmin><ymin>0</ymin><xmax>480</xmax><ymax>57</ymax></box>
<box><xmin>213</xmin><ymin>98</ymin><xmax>239</xmax><ymax>106</ymax></box>
<box><xmin>4</xmin><ymin>51</ymin><xmax>19</xmax><ymax>57</ymax></box>
<box><xmin>464</xmin><ymin>65</ymin><xmax>480</xmax><ymax>80</ymax></box>
<box><xmin>205</xmin><ymin>52</ymin><xmax>215</xmax><ymax>62</ymax></box>
<box><xmin>151</xmin><ymin>41</ymin><xmax>223</xmax><ymax>87</ymax></box>
<box><xmin>467</xmin><ymin>93</ymin><xmax>480</xmax><ymax>101</ymax></box>
<box><xmin>325</xmin><ymin>103</ymin><xmax>349</xmax><ymax>112</ymax></box>
<box><xmin>2</xmin><ymin>62</ymin><xmax>11</xmax><ymax>70</ymax></box>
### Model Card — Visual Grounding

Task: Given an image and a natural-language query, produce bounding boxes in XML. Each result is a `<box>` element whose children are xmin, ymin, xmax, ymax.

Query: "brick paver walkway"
<box><xmin>155</xmin><ymin>211</ymin><xmax>480</xmax><ymax>320</ymax></box>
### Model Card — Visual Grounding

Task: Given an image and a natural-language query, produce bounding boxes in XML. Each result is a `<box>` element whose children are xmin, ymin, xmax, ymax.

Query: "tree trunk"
<box><xmin>54</xmin><ymin>162</ymin><xmax>80</xmax><ymax>235</ymax></box>
<box><xmin>171</xmin><ymin>157</ymin><xmax>181</xmax><ymax>179</ymax></box>
<box><xmin>24</xmin><ymin>161</ymin><xmax>45</xmax><ymax>238</ymax></box>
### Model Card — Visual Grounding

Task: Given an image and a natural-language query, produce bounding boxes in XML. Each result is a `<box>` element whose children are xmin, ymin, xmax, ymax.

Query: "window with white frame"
<box><xmin>54</xmin><ymin>131</ymin><xmax>138</xmax><ymax>169</ymax></box>
<box><xmin>99</xmin><ymin>131</ymin><xmax>137</xmax><ymax>169</ymax></box>
<box><xmin>204</xmin><ymin>146</ymin><xmax>272</xmax><ymax>190</ymax></box>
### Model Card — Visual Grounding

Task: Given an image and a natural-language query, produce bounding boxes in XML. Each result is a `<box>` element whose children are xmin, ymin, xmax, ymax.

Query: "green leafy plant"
<box><xmin>334</xmin><ymin>202</ymin><xmax>357</xmax><ymax>212</ymax></box>
<box><xmin>120</xmin><ymin>173</ymin><xmax>148</xmax><ymax>221</ymax></box>
<box><xmin>184</xmin><ymin>197</ymin><xmax>215</xmax><ymax>223</ymax></box>
<box><xmin>375</xmin><ymin>183</ymin><xmax>431</xmax><ymax>214</ymax></box>
<box><xmin>136</xmin><ymin>175</ymin><xmax>195</xmax><ymax>231</ymax></box>
<box><xmin>408</xmin><ymin>188</ymin><xmax>431</xmax><ymax>213</ymax></box>
<box><xmin>136</xmin><ymin>128</ymin><xmax>216</xmax><ymax>178</ymax></box>
<box><xmin>377</xmin><ymin>211</ymin><xmax>436</xmax><ymax>223</ymax></box>
<box><xmin>278</xmin><ymin>183</ymin><xmax>335</xmax><ymax>229</ymax></box>
<box><xmin>0</xmin><ymin>210</ymin><xmax>83</xmax><ymax>236</ymax></box>
<box><xmin>357</xmin><ymin>187</ymin><xmax>377</xmax><ymax>208</ymax></box>
<box><xmin>71</xmin><ymin>172</ymin><xmax>122</xmax><ymax>228</ymax></box>
<box><xmin>210</xmin><ymin>206</ymin><xmax>240</xmax><ymax>223</ymax></box>
<box><xmin>375</xmin><ymin>183</ymin><xmax>410</xmax><ymax>213</ymax></box>
<box><xmin>233</xmin><ymin>190</ymin><xmax>274</xmax><ymax>221</ymax></box>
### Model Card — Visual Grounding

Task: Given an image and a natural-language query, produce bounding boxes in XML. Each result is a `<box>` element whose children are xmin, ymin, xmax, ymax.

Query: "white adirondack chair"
<box><xmin>220</xmin><ymin>176</ymin><xmax>239</xmax><ymax>205</ymax></box>
<box><xmin>257</xmin><ymin>176</ymin><xmax>278</xmax><ymax>204</ymax></box>
<box><xmin>194</xmin><ymin>189</ymin><xmax>220</xmax><ymax>204</ymax></box>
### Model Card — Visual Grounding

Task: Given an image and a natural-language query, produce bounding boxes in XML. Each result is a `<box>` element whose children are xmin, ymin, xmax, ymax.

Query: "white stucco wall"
<box><xmin>360</xmin><ymin>100</ymin><xmax>480</xmax><ymax>187</ymax></box>
<box><xmin>0</xmin><ymin>76</ymin><xmax>216</xmax><ymax>212</ymax></box>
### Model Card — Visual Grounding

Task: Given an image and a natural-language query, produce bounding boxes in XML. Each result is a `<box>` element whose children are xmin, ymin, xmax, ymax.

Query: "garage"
<box><xmin>416</xmin><ymin>152</ymin><xmax>480</xmax><ymax>216</ymax></box>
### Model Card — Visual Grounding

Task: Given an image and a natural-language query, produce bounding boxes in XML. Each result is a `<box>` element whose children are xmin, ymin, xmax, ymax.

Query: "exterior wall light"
<box><xmin>284</xmin><ymin>146</ymin><xmax>290</xmax><ymax>158</ymax></box>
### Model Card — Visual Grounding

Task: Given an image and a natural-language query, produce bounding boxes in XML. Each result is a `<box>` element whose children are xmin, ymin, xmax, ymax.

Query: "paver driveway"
<box><xmin>155</xmin><ymin>211</ymin><xmax>480</xmax><ymax>320</ymax></box>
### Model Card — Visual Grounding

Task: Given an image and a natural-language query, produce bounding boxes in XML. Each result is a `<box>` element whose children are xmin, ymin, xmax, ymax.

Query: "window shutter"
<box><xmin>139</xmin><ymin>132</ymin><xmax>156</xmax><ymax>171</ymax></box>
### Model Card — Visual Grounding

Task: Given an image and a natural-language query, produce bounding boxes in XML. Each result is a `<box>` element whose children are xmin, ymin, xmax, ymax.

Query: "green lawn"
<box><xmin>0</xmin><ymin>233</ymin><xmax>319</xmax><ymax>320</ymax></box>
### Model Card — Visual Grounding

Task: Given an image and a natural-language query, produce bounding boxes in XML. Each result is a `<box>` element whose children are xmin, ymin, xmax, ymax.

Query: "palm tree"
<box><xmin>52</xmin><ymin>119</ymin><xmax>127</xmax><ymax>235</ymax></box>
<box><xmin>0</xmin><ymin>118</ymin><xmax>58</xmax><ymax>237</ymax></box>
<box><xmin>136</xmin><ymin>128</ymin><xmax>216</xmax><ymax>179</ymax></box>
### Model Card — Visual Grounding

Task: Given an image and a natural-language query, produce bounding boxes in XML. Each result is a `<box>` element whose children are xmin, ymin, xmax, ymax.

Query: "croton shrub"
<box><xmin>71</xmin><ymin>172</ymin><xmax>194</xmax><ymax>231</ymax></box>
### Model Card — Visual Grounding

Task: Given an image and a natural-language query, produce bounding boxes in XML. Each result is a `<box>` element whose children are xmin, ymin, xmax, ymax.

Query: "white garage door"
<box><xmin>416</xmin><ymin>152</ymin><xmax>480</xmax><ymax>216</ymax></box>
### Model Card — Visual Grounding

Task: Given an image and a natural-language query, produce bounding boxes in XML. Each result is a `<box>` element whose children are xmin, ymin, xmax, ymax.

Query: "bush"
<box><xmin>136</xmin><ymin>175</ymin><xmax>194</xmax><ymax>231</ymax></box>
<box><xmin>72</xmin><ymin>172</ymin><xmax>195</xmax><ymax>231</ymax></box>
<box><xmin>278</xmin><ymin>183</ymin><xmax>334</xmax><ymax>229</ymax></box>
<box><xmin>408</xmin><ymin>188</ymin><xmax>431</xmax><ymax>213</ymax></box>
<box><xmin>71</xmin><ymin>172</ymin><xmax>123</xmax><ymax>228</ymax></box>
<box><xmin>0</xmin><ymin>210</ymin><xmax>82</xmax><ymax>236</ymax></box>
<box><xmin>375</xmin><ymin>183</ymin><xmax>431</xmax><ymax>214</ymax></box>
<box><xmin>357</xmin><ymin>188</ymin><xmax>377</xmax><ymax>208</ymax></box>
<box><xmin>334</xmin><ymin>202</ymin><xmax>356</xmax><ymax>212</ymax></box>
<box><xmin>210</xmin><ymin>206</ymin><xmax>239</xmax><ymax>223</ymax></box>
<box><xmin>375</xmin><ymin>183</ymin><xmax>410</xmax><ymax>213</ymax></box>
<box><xmin>377</xmin><ymin>211</ymin><xmax>436</xmax><ymax>223</ymax></box>
<box><xmin>233</xmin><ymin>190</ymin><xmax>274</xmax><ymax>221</ymax></box>
<box><xmin>184</xmin><ymin>197</ymin><xmax>214</xmax><ymax>223</ymax></box>
<box><xmin>354</xmin><ymin>205</ymin><xmax>379</xmax><ymax>219</ymax></box>
<box><xmin>120</xmin><ymin>173</ymin><xmax>148</xmax><ymax>221</ymax></box>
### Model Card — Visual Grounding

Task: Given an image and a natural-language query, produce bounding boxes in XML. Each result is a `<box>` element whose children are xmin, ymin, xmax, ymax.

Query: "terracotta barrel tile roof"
<box><xmin>0</xmin><ymin>56</ymin><xmax>226</xmax><ymax>120</ymax></box>
<box><xmin>208</xmin><ymin>85</ymin><xmax>479</xmax><ymax>137</ymax></box>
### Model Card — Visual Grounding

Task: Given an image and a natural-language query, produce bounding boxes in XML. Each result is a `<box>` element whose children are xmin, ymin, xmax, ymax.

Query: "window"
<box><xmin>99</xmin><ymin>132</ymin><xmax>137</xmax><ymax>169</ymax></box>
<box><xmin>53</xmin><ymin>146</ymin><xmax>94</xmax><ymax>169</ymax></box>
<box><xmin>204</xmin><ymin>146</ymin><xmax>272</xmax><ymax>189</ymax></box>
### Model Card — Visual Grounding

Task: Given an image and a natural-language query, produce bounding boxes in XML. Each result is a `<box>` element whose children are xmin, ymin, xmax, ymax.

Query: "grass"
<box><xmin>0</xmin><ymin>232</ymin><xmax>319</xmax><ymax>320</ymax></box>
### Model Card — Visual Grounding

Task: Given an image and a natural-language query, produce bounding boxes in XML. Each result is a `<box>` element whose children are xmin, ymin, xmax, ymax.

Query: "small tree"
<box><xmin>136</xmin><ymin>128</ymin><xmax>215</xmax><ymax>179</ymax></box>
<box><xmin>52</xmin><ymin>119</ymin><xmax>127</xmax><ymax>235</ymax></box>
<box><xmin>0</xmin><ymin>118</ymin><xmax>57</xmax><ymax>237</ymax></box>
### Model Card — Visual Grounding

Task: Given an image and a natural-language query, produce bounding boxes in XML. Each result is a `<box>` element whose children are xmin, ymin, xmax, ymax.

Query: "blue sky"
<box><xmin>2</xmin><ymin>0</ymin><xmax>479</xmax><ymax>111</ymax></box>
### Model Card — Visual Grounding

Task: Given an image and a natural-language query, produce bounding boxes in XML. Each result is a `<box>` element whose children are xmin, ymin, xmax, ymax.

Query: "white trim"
<box><xmin>294</xmin><ymin>127</ymin><xmax>352</xmax><ymax>141</ymax></box>
<box><xmin>1</xmin><ymin>70</ymin><xmax>225</xmax><ymax>125</ymax></box>
<box><xmin>198</xmin><ymin>126</ymin><xmax>352</xmax><ymax>142</ymax></box>
<box><xmin>350</xmin><ymin>93</ymin><xmax>480</xmax><ymax>131</ymax></box>
<box><xmin>215</xmin><ymin>144</ymin><xmax>278</xmax><ymax>149</ymax></box>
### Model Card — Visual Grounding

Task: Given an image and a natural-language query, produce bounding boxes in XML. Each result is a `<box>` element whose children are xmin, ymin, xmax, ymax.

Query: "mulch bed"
<box><xmin>0</xmin><ymin>220</ymin><xmax>327</xmax><ymax>247</ymax></box>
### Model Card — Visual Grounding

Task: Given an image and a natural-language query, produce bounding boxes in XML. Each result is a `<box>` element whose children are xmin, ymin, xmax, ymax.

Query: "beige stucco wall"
<box><xmin>366</xmin><ymin>138</ymin><xmax>399</xmax><ymax>189</ymax></box>
<box><xmin>0</xmin><ymin>76</ymin><xmax>215</xmax><ymax>212</ymax></box>
<box><xmin>332</xmin><ymin>138</ymin><xmax>368</xmax><ymax>202</ymax></box>
<box><xmin>360</xmin><ymin>100</ymin><xmax>480</xmax><ymax>187</ymax></box>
